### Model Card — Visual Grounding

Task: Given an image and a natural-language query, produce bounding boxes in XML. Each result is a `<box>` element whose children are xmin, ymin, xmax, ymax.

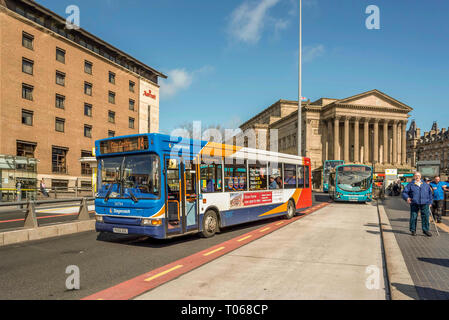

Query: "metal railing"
<box><xmin>0</xmin><ymin>187</ymin><xmax>94</xmax><ymax>202</ymax></box>
<box><xmin>0</xmin><ymin>197</ymin><xmax>95</xmax><ymax>229</ymax></box>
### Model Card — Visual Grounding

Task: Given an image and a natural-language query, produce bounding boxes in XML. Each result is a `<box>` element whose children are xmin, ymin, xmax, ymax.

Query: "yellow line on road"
<box><xmin>276</xmin><ymin>222</ymin><xmax>285</xmax><ymax>226</ymax></box>
<box><xmin>260</xmin><ymin>227</ymin><xmax>271</xmax><ymax>233</ymax></box>
<box><xmin>203</xmin><ymin>247</ymin><xmax>226</xmax><ymax>256</ymax></box>
<box><xmin>144</xmin><ymin>265</ymin><xmax>183</xmax><ymax>282</ymax></box>
<box><xmin>237</xmin><ymin>235</ymin><xmax>252</xmax><ymax>242</ymax></box>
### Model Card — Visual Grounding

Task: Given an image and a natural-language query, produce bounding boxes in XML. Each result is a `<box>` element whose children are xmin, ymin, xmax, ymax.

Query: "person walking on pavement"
<box><xmin>402</xmin><ymin>171</ymin><xmax>434</xmax><ymax>237</ymax></box>
<box><xmin>40</xmin><ymin>180</ymin><xmax>49</xmax><ymax>198</ymax></box>
<box><xmin>430</xmin><ymin>176</ymin><xmax>448</xmax><ymax>224</ymax></box>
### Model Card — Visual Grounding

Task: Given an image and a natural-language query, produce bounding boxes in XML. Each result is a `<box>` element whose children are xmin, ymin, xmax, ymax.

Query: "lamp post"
<box><xmin>297</xmin><ymin>0</ymin><xmax>302</xmax><ymax>157</ymax></box>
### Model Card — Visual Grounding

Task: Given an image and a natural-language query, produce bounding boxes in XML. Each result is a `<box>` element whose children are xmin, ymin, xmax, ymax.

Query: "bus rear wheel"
<box><xmin>285</xmin><ymin>200</ymin><xmax>296</xmax><ymax>220</ymax></box>
<box><xmin>201</xmin><ymin>210</ymin><xmax>218</xmax><ymax>238</ymax></box>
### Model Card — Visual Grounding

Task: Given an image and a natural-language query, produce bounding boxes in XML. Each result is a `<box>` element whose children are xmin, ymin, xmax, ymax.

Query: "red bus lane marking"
<box><xmin>82</xmin><ymin>202</ymin><xmax>330</xmax><ymax>300</ymax></box>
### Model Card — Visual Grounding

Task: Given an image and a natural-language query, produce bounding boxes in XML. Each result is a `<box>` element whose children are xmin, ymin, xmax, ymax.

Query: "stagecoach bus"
<box><xmin>94</xmin><ymin>133</ymin><xmax>313</xmax><ymax>239</ymax></box>
<box><xmin>328</xmin><ymin>164</ymin><xmax>373</xmax><ymax>203</ymax></box>
<box><xmin>322</xmin><ymin>160</ymin><xmax>345</xmax><ymax>192</ymax></box>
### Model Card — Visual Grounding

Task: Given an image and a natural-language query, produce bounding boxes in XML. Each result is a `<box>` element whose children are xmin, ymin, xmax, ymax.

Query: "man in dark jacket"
<box><xmin>402</xmin><ymin>172</ymin><xmax>433</xmax><ymax>237</ymax></box>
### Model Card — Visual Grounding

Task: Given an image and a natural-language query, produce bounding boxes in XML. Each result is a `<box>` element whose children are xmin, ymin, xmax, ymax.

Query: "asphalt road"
<box><xmin>0</xmin><ymin>192</ymin><xmax>329</xmax><ymax>300</ymax></box>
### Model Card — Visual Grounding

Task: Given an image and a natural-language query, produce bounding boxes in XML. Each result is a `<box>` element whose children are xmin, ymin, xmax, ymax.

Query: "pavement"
<box><xmin>135</xmin><ymin>201</ymin><xmax>387</xmax><ymax>300</ymax></box>
<box><xmin>382</xmin><ymin>196</ymin><xmax>449</xmax><ymax>300</ymax></box>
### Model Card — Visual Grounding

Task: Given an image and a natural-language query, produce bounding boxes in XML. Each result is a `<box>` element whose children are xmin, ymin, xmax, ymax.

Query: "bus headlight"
<box><xmin>95</xmin><ymin>215</ymin><xmax>104</xmax><ymax>223</ymax></box>
<box><xmin>141</xmin><ymin>219</ymin><xmax>162</xmax><ymax>226</ymax></box>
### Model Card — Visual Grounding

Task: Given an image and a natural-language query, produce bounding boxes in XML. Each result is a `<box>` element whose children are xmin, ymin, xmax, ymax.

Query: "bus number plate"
<box><xmin>113</xmin><ymin>228</ymin><xmax>129</xmax><ymax>235</ymax></box>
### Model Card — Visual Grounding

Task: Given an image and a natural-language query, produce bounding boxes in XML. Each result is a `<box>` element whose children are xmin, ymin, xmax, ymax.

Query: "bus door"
<box><xmin>184</xmin><ymin>160</ymin><xmax>199</xmax><ymax>231</ymax></box>
<box><xmin>165</xmin><ymin>156</ymin><xmax>184</xmax><ymax>236</ymax></box>
<box><xmin>165</xmin><ymin>157</ymin><xmax>199</xmax><ymax>236</ymax></box>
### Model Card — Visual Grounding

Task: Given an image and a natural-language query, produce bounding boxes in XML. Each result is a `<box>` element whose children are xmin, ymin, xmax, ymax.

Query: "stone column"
<box><xmin>334</xmin><ymin>116</ymin><xmax>341</xmax><ymax>160</ymax></box>
<box><xmin>373</xmin><ymin>119</ymin><xmax>379</xmax><ymax>164</ymax></box>
<box><xmin>344</xmin><ymin>116</ymin><xmax>350</xmax><ymax>163</ymax></box>
<box><xmin>402</xmin><ymin>120</ymin><xmax>407</xmax><ymax>165</ymax></box>
<box><xmin>392</xmin><ymin>120</ymin><xmax>398</xmax><ymax>165</ymax></box>
<box><xmin>322</xmin><ymin>120</ymin><xmax>328</xmax><ymax>161</ymax></box>
<box><xmin>353</xmin><ymin>117</ymin><xmax>360</xmax><ymax>163</ymax></box>
<box><xmin>383</xmin><ymin>120</ymin><xmax>389</xmax><ymax>164</ymax></box>
<box><xmin>327</xmin><ymin>119</ymin><xmax>333</xmax><ymax>160</ymax></box>
<box><xmin>364</xmin><ymin>118</ymin><xmax>370</xmax><ymax>164</ymax></box>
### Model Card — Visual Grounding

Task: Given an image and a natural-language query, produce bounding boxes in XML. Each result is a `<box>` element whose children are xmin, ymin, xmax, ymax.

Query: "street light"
<box><xmin>297</xmin><ymin>0</ymin><xmax>302</xmax><ymax>157</ymax></box>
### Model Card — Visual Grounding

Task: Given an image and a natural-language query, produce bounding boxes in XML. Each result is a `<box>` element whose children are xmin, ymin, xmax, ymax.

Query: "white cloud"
<box><xmin>303</xmin><ymin>44</ymin><xmax>325</xmax><ymax>62</ymax></box>
<box><xmin>227</xmin><ymin>0</ymin><xmax>281</xmax><ymax>44</ymax></box>
<box><xmin>160</xmin><ymin>66</ymin><xmax>214</xmax><ymax>99</ymax></box>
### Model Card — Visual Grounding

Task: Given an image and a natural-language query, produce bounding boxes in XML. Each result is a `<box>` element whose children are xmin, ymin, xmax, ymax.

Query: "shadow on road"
<box><xmin>391</xmin><ymin>282</ymin><xmax>449</xmax><ymax>300</ymax></box>
<box><xmin>417</xmin><ymin>257</ymin><xmax>449</xmax><ymax>268</ymax></box>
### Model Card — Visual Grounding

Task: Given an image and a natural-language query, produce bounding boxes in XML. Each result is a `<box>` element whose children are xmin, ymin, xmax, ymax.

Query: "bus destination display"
<box><xmin>100</xmin><ymin>136</ymin><xmax>149</xmax><ymax>155</ymax></box>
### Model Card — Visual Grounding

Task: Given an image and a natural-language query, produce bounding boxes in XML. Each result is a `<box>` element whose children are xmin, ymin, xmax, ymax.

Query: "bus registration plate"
<box><xmin>113</xmin><ymin>228</ymin><xmax>129</xmax><ymax>235</ymax></box>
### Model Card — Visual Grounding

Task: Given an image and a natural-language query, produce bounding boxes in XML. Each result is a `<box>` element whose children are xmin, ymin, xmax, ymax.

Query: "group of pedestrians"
<box><xmin>402</xmin><ymin>172</ymin><xmax>448</xmax><ymax>237</ymax></box>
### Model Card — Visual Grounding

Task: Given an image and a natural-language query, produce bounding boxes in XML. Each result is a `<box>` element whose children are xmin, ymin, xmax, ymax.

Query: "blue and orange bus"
<box><xmin>94</xmin><ymin>133</ymin><xmax>313</xmax><ymax>239</ymax></box>
<box><xmin>323</xmin><ymin>160</ymin><xmax>345</xmax><ymax>192</ymax></box>
<box><xmin>328</xmin><ymin>164</ymin><xmax>373</xmax><ymax>203</ymax></box>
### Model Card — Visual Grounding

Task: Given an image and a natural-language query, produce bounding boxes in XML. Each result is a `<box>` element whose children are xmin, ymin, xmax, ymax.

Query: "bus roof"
<box><xmin>95</xmin><ymin>133</ymin><xmax>310</xmax><ymax>165</ymax></box>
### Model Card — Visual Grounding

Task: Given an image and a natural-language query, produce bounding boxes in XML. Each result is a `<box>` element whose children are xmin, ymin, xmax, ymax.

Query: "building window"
<box><xmin>109</xmin><ymin>72</ymin><xmax>115</xmax><ymax>84</ymax></box>
<box><xmin>55</xmin><ymin>118</ymin><xmax>65</xmax><ymax>132</ymax></box>
<box><xmin>84</xmin><ymin>125</ymin><xmax>92</xmax><ymax>138</ymax></box>
<box><xmin>22</xmin><ymin>32</ymin><xmax>34</xmax><ymax>50</ymax></box>
<box><xmin>129</xmin><ymin>99</ymin><xmax>135</xmax><ymax>111</ymax></box>
<box><xmin>129</xmin><ymin>117</ymin><xmax>135</xmax><ymax>129</ymax></box>
<box><xmin>52</xmin><ymin>147</ymin><xmax>68</xmax><ymax>174</ymax></box>
<box><xmin>129</xmin><ymin>81</ymin><xmax>135</xmax><ymax>92</ymax></box>
<box><xmin>17</xmin><ymin>141</ymin><xmax>36</xmax><ymax>158</ymax></box>
<box><xmin>22</xmin><ymin>58</ymin><xmax>34</xmax><ymax>75</ymax></box>
<box><xmin>108</xmin><ymin>111</ymin><xmax>115</xmax><ymax>123</ymax></box>
<box><xmin>22</xmin><ymin>109</ymin><xmax>33</xmax><ymax>126</ymax></box>
<box><xmin>55</xmin><ymin>94</ymin><xmax>65</xmax><ymax>109</ymax></box>
<box><xmin>108</xmin><ymin>91</ymin><xmax>115</xmax><ymax>104</ymax></box>
<box><xmin>108</xmin><ymin>130</ymin><xmax>115</xmax><ymax>138</ymax></box>
<box><xmin>22</xmin><ymin>83</ymin><xmax>33</xmax><ymax>100</ymax></box>
<box><xmin>84</xmin><ymin>103</ymin><xmax>92</xmax><ymax>117</ymax></box>
<box><xmin>84</xmin><ymin>61</ymin><xmax>92</xmax><ymax>74</ymax></box>
<box><xmin>52</xmin><ymin>179</ymin><xmax>68</xmax><ymax>190</ymax></box>
<box><xmin>81</xmin><ymin>151</ymin><xmax>93</xmax><ymax>175</ymax></box>
<box><xmin>56</xmin><ymin>71</ymin><xmax>65</xmax><ymax>86</ymax></box>
<box><xmin>84</xmin><ymin>82</ymin><xmax>92</xmax><ymax>96</ymax></box>
<box><xmin>56</xmin><ymin>48</ymin><xmax>65</xmax><ymax>63</ymax></box>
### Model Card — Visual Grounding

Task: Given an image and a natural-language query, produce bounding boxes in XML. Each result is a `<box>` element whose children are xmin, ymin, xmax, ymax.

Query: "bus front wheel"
<box><xmin>285</xmin><ymin>200</ymin><xmax>296</xmax><ymax>220</ymax></box>
<box><xmin>201</xmin><ymin>210</ymin><xmax>218</xmax><ymax>238</ymax></box>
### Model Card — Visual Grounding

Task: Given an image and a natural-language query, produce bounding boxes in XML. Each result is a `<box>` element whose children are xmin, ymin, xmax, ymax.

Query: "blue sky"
<box><xmin>38</xmin><ymin>0</ymin><xmax>449</xmax><ymax>134</ymax></box>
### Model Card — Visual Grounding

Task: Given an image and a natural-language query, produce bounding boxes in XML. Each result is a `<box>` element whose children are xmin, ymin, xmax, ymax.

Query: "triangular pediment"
<box><xmin>334</xmin><ymin>90</ymin><xmax>412</xmax><ymax>111</ymax></box>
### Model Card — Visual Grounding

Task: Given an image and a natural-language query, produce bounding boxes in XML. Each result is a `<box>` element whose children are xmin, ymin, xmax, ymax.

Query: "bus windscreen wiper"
<box><xmin>127</xmin><ymin>189</ymin><xmax>139</xmax><ymax>203</ymax></box>
<box><xmin>104</xmin><ymin>184</ymin><xmax>114</xmax><ymax>202</ymax></box>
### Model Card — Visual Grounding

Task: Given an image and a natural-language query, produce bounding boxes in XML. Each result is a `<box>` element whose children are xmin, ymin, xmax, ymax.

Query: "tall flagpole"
<box><xmin>297</xmin><ymin>0</ymin><xmax>302</xmax><ymax>157</ymax></box>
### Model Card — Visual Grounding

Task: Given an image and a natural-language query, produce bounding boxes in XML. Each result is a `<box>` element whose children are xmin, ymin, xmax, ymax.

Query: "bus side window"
<box><xmin>249</xmin><ymin>161</ymin><xmax>268</xmax><ymax>191</ymax></box>
<box><xmin>304</xmin><ymin>165</ymin><xmax>310</xmax><ymax>189</ymax></box>
<box><xmin>283</xmin><ymin>164</ymin><xmax>297</xmax><ymax>189</ymax></box>
<box><xmin>200</xmin><ymin>158</ymin><xmax>222</xmax><ymax>193</ymax></box>
<box><xmin>224</xmin><ymin>159</ymin><xmax>247</xmax><ymax>192</ymax></box>
<box><xmin>297</xmin><ymin>166</ymin><xmax>305</xmax><ymax>188</ymax></box>
<box><xmin>268</xmin><ymin>162</ymin><xmax>283</xmax><ymax>189</ymax></box>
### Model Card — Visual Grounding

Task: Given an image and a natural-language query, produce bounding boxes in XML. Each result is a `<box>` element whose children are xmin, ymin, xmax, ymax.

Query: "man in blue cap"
<box><xmin>402</xmin><ymin>171</ymin><xmax>434</xmax><ymax>237</ymax></box>
<box><xmin>430</xmin><ymin>176</ymin><xmax>448</xmax><ymax>223</ymax></box>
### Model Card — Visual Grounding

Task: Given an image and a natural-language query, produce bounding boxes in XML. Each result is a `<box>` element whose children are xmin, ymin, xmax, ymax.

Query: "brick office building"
<box><xmin>0</xmin><ymin>0</ymin><xmax>166</xmax><ymax>194</ymax></box>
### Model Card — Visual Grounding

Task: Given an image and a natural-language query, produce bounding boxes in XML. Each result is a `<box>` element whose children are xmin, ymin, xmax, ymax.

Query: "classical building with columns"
<box><xmin>239</xmin><ymin>90</ymin><xmax>413</xmax><ymax>179</ymax></box>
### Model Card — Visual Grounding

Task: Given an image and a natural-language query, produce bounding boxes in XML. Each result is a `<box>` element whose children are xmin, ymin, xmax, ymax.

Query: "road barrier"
<box><xmin>0</xmin><ymin>197</ymin><xmax>95</xmax><ymax>246</ymax></box>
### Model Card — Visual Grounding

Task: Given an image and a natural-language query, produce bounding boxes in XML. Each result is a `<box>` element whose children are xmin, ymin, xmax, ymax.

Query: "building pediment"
<box><xmin>331</xmin><ymin>90</ymin><xmax>413</xmax><ymax>112</ymax></box>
